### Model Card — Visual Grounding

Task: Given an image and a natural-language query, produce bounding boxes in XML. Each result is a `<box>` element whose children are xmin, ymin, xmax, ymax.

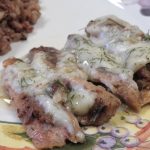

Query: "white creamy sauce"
<box><xmin>31</xmin><ymin>52</ymin><xmax>50</xmax><ymax>72</ymax></box>
<box><xmin>64</xmin><ymin>34</ymin><xmax>132</xmax><ymax>78</ymax></box>
<box><xmin>86</xmin><ymin>18</ymin><xmax>144</xmax><ymax>65</ymax></box>
<box><xmin>3</xmin><ymin>24</ymin><xmax>150</xmax><ymax>140</ymax></box>
<box><xmin>31</xmin><ymin>52</ymin><xmax>57</xmax><ymax>81</ymax></box>
<box><xmin>57</xmin><ymin>52</ymin><xmax>87</xmax><ymax>80</ymax></box>
<box><xmin>3</xmin><ymin>52</ymin><xmax>92</xmax><ymax>140</ymax></box>
<box><xmin>30</xmin><ymin>51</ymin><xmax>87</xmax><ymax>81</ymax></box>
<box><xmin>90</xmin><ymin>34</ymin><xmax>131</xmax><ymax>63</ymax></box>
<box><xmin>125</xmin><ymin>44</ymin><xmax>150</xmax><ymax>72</ymax></box>
<box><xmin>36</xmin><ymin>94</ymin><xmax>73</xmax><ymax>133</ymax></box>
<box><xmin>68</xmin><ymin>84</ymin><xmax>96</xmax><ymax>115</ymax></box>
<box><xmin>3</xmin><ymin>62</ymin><xmax>36</xmax><ymax>93</ymax></box>
<box><xmin>64</xmin><ymin>33</ymin><xmax>150</xmax><ymax>82</ymax></box>
<box><xmin>3</xmin><ymin>61</ymin><xmax>77</xmax><ymax>135</ymax></box>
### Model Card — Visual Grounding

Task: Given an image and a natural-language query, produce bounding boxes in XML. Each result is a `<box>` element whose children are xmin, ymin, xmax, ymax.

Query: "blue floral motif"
<box><xmin>136</xmin><ymin>119</ymin><xmax>149</xmax><ymax>128</ymax></box>
<box><xmin>120</xmin><ymin>136</ymin><xmax>140</xmax><ymax>148</ymax></box>
<box><xmin>82</xmin><ymin>115</ymin><xmax>150</xmax><ymax>150</ymax></box>
<box><xmin>122</xmin><ymin>115</ymin><xmax>150</xmax><ymax>128</ymax></box>
<box><xmin>111</xmin><ymin>127</ymin><xmax>129</xmax><ymax>138</ymax></box>
<box><xmin>97</xmin><ymin>136</ymin><xmax>116</xmax><ymax>149</ymax></box>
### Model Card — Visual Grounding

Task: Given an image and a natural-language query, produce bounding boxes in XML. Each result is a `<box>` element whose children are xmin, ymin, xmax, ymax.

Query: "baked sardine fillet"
<box><xmin>27</xmin><ymin>46</ymin><xmax>120</xmax><ymax>126</ymax></box>
<box><xmin>64</xmin><ymin>34</ymin><xmax>141</xmax><ymax>112</ymax></box>
<box><xmin>2</xmin><ymin>58</ymin><xmax>85</xmax><ymax>149</ymax></box>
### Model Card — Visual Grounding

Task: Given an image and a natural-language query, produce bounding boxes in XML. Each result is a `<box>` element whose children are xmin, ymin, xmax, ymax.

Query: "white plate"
<box><xmin>0</xmin><ymin>0</ymin><xmax>150</xmax><ymax>122</ymax></box>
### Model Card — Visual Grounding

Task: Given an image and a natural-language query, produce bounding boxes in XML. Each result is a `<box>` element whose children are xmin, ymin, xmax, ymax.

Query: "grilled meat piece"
<box><xmin>2</xmin><ymin>58</ymin><xmax>85</xmax><ymax>149</ymax></box>
<box><xmin>64</xmin><ymin>34</ymin><xmax>141</xmax><ymax>112</ymax></box>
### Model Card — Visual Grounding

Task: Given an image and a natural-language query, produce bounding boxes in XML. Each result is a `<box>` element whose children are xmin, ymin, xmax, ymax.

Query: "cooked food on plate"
<box><xmin>64</xmin><ymin>34</ymin><xmax>141</xmax><ymax>112</ymax></box>
<box><xmin>64</xmin><ymin>15</ymin><xmax>150</xmax><ymax>111</ymax></box>
<box><xmin>2</xmin><ymin>57</ymin><xmax>85</xmax><ymax>149</ymax></box>
<box><xmin>2</xmin><ymin>47</ymin><xmax>120</xmax><ymax>149</ymax></box>
<box><xmin>1</xmin><ymin>16</ymin><xmax>150</xmax><ymax>149</ymax></box>
<box><xmin>0</xmin><ymin>0</ymin><xmax>40</xmax><ymax>55</ymax></box>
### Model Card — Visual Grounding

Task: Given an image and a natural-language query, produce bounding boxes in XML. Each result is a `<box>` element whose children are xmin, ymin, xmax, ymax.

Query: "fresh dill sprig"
<box><xmin>144</xmin><ymin>30</ymin><xmax>150</xmax><ymax>41</ymax></box>
<box><xmin>20</xmin><ymin>77</ymin><xmax>33</xmax><ymax>88</ymax></box>
<box><xmin>20</xmin><ymin>77</ymin><xmax>28</xmax><ymax>88</ymax></box>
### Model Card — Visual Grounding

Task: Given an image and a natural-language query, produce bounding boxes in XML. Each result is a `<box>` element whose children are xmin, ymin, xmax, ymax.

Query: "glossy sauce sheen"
<box><xmin>68</xmin><ymin>84</ymin><xmax>96</xmax><ymax>115</ymax></box>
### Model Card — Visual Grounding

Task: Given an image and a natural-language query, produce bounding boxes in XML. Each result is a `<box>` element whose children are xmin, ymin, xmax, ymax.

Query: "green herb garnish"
<box><xmin>20</xmin><ymin>77</ymin><xmax>28</xmax><ymax>88</ymax></box>
<box><xmin>144</xmin><ymin>30</ymin><xmax>150</xmax><ymax>41</ymax></box>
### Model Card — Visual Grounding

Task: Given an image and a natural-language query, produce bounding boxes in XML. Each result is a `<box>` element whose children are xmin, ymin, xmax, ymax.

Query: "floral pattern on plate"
<box><xmin>0</xmin><ymin>102</ymin><xmax>150</xmax><ymax>150</ymax></box>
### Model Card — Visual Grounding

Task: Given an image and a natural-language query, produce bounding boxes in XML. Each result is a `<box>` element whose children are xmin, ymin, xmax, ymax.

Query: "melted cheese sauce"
<box><xmin>89</xmin><ymin>25</ymin><xmax>142</xmax><ymax>55</ymax></box>
<box><xmin>3</xmin><ymin>61</ymin><xmax>36</xmax><ymax>93</ymax></box>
